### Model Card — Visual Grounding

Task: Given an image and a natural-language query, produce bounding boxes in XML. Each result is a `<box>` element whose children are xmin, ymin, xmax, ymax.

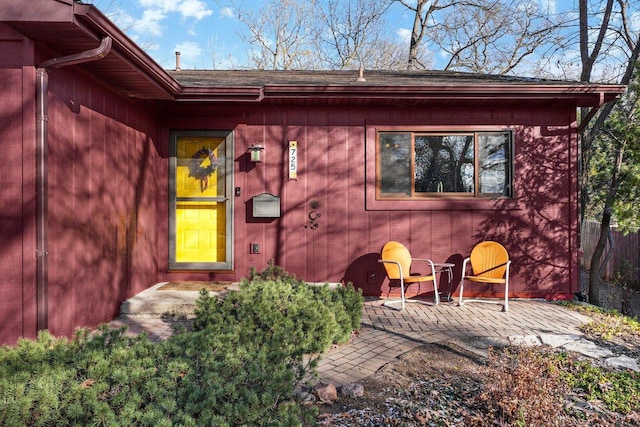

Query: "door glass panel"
<box><xmin>176</xmin><ymin>139</ymin><xmax>224</xmax><ymax>198</ymax></box>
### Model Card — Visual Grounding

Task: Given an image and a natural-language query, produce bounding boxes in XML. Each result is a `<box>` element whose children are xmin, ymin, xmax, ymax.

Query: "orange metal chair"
<box><xmin>378</xmin><ymin>241</ymin><xmax>439</xmax><ymax>310</ymax></box>
<box><xmin>458</xmin><ymin>241</ymin><xmax>511</xmax><ymax>312</ymax></box>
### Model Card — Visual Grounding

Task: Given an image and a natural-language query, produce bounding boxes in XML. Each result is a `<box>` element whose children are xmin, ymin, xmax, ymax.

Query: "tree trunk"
<box><xmin>588</xmin><ymin>136</ymin><xmax>625</xmax><ymax>305</ymax></box>
<box><xmin>588</xmin><ymin>211</ymin><xmax>612</xmax><ymax>305</ymax></box>
<box><xmin>407</xmin><ymin>0</ymin><xmax>426</xmax><ymax>70</ymax></box>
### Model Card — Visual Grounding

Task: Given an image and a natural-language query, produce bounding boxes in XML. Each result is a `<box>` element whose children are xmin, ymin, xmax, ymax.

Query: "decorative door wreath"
<box><xmin>188</xmin><ymin>147</ymin><xmax>218</xmax><ymax>192</ymax></box>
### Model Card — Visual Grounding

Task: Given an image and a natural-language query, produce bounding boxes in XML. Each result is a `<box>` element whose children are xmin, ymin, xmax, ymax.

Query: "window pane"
<box><xmin>379</xmin><ymin>133</ymin><xmax>412</xmax><ymax>195</ymax></box>
<box><xmin>415</xmin><ymin>135</ymin><xmax>474</xmax><ymax>193</ymax></box>
<box><xmin>478</xmin><ymin>133</ymin><xmax>510</xmax><ymax>195</ymax></box>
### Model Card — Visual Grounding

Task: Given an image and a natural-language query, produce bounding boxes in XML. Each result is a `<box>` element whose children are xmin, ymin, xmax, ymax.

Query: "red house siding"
<box><xmin>0</xmin><ymin>30</ymin><xmax>38</xmax><ymax>345</ymax></box>
<box><xmin>44</xmin><ymin>66</ymin><xmax>161</xmax><ymax>338</ymax></box>
<box><xmin>0</xmin><ymin>0</ymin><xmax>626</xmax><ymax>346</ymax></box>
<box><xmin>0</xmin><ymin>28</ymin><xmax>162</xmax><ymax>344</ymax></box>
<box><xmin>158</xmin><ymin>102</ymin><xmax>580</xmax><ymax>301</ymax></box>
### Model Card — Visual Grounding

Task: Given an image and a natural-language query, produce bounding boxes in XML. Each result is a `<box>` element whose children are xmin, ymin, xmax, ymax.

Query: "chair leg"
<box><xmin>382</xmin><ymin>279</ymin><xmax>406</xmax><ymax>311</ymax></box>
<box><xmin>433</xmin><ymin>276</ymin><xmax>440</xmax><ymax>306</ymax></box>
<box><xmin>459</xmin><ymin>278</ymin><xmax>509</xmax><ymax>312</ymax></box>
<box><xmin>503</xmin><ymin>279</ymin><xmax>509</xmax><ymax>312</ymax></box>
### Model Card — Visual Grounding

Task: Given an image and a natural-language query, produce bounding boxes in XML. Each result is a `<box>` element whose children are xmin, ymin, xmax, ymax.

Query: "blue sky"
<box><xmin>88</xmin><ymin>1</ymin><xmax>570</xmax><ymax>72</ymax></box>
<box><xmin>87</xmin><ymin>0</ymin><xmax>430</xmax><ymax>70</ymax></box>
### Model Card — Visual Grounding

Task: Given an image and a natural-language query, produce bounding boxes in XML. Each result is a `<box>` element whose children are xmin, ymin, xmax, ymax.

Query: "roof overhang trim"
<box><xmin>74</xmin><ymin>5</ymin><xmax>181</xmax><ymax>98</ymax></box>
<box><xmin>172</xmin><ymin>83</ymin><xmax>625</xmax><ymax>107</ymax></box>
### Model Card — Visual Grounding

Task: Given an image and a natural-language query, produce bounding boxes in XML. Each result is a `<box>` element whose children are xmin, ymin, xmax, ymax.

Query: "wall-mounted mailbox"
<box><xmin>252</xmin><ymin>193</ymin><xmax>281</xmax><ymax>218</ymax></box>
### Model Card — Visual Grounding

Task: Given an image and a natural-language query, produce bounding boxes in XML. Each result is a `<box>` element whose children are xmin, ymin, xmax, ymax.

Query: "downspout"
<box><xmin>35</xmin><ymin>37</ymin><xmax>112</xmax><ymax>331</ymax></box>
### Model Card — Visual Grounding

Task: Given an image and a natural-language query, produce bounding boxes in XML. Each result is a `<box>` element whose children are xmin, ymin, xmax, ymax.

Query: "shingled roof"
<box><xmin>165</xmin><ymin>69</ymin><xmax>625</xmax><ymax>107</ymax></box>
<box><xmin>168</xmin><ymin>69</ymin><xmax>555</xmax><ymax>87</ymax></box>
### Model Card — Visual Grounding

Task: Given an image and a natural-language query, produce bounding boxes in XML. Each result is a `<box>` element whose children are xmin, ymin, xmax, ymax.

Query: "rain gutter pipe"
<box><xmin>35</xmin><ymin>37</ymin><xmax>112</xmax><ymax>331</ymax></box>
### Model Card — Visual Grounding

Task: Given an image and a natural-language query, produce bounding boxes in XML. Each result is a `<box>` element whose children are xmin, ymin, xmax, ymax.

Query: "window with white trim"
<box><xmin>377</xmin><ymin>131</ymin><xmax>513</xmax><ymax>199</ymax></box>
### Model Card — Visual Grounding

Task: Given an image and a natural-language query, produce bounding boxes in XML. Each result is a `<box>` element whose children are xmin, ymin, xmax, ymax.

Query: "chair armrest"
<box><xmin>461</xmin><ymin>257</ymin><xmax>471</xmax><ymax>277</ymax></box>
<box><xmin>379</xmin><ymin>259</ymin><xmax>404</xmax><ymax>278</ymax></box>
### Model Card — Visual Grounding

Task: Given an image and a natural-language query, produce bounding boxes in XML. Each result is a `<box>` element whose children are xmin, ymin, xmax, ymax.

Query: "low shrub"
<box><xmin>0</xmin><ymin>327</ymin><xmax>172</xmax><ymax>426</ymax></box>
<box><xmin>562</xmin><ymin>358</ymin><xmax>640</xmax><ymax>415</ymax></box>
<box><xmin>0</xmin><ymin>264</ymin><xmax>363</xmax><ymax>426</ymax></box>
<box><xmin>194</xmin><ymin>265</ymin><xmax>364</xmax><ymax>354</ymax></box>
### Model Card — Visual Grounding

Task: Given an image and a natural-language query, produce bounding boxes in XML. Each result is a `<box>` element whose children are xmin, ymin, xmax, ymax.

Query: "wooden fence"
<box><xmin>581</xmin><ymin>221</ymin><xmax>640</xmax><ymax>286</ymax></box>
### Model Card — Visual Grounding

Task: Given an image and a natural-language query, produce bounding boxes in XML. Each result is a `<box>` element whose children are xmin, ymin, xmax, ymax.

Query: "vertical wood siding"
<box><xmin>0</xmin><ymin>34</ymin><xmax>37</xmax><ymax>345</ymax></box>
<box><xmin>162</xmin><ymin>102</ymin><xmax>579</xmax><ymax>300</ymax></box>
<box><xmin>42</xmin><ymin>66</ymin><xmax>160</xmax><ymax>339</ymax></box>
<box><xmin>0</xmin><ymin>38</ymin><xmax>581</xmax><ymax>344</ymax></box>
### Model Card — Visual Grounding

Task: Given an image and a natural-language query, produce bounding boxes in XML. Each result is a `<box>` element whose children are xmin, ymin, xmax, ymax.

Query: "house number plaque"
<box><xmin>289</xmin><ymin>140</ymin><xmax>298</xmax><ymax>180</ymax></box>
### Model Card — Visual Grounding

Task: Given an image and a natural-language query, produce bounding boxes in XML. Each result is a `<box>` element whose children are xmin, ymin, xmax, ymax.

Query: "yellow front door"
<box><xmin>170</xmin><ymin>132</ymin><xmax>233</xmax><ymax>270</ymax></box>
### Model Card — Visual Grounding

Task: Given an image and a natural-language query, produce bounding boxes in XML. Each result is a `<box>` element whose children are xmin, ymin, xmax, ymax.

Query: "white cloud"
<box><xmin>133</xmin><ymin>8</ymin><xmax>166</xmax><ymax>37</ymax></box>
<box><xmin>139</xmin><ymin>0</ymin><xmax>177</xmax><ymax>11</ymax></box>
<box><xmin>138</xmin><ymin>0</ymin><xmax>212</xmax><ymax>20</ymax></box>
<box><xmin>174</xmin><ymin>41</ymin><xmax>203</xmax><ymax>67</ymax></box>
<box><xmin>178</xmin><ymin>0</ymin><xmax>213</xmax><ymax>20</ymax></box>
<box><xmin>396</xmin><ymin>28</ymin><xmax>411</xmax><ymax>44</ymax></box>
<box><xmin>631</xmin><ymin>11</ymin><xmax>640</xmax><ymax>32</ymax></box>
<box><xmin>102</xmin><ymin>6</ymin><xmax>137</xmax><ymax>31</ymax></box>
<box><xmin>220</xmin><ymin>7</ymin><xmax>235</xmax><ymax>19</ymax></box>
<box><xmin>538</xmin><ymin>0</ymin><xmax>557</xmax><ymax>14</ymax></box>
<box><xmin>128</xmin><ymin>0</ymin><xmax>212</xmax><ymax>38</ymax></box>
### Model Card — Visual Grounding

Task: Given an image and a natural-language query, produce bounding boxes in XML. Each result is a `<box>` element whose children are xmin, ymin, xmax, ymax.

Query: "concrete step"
<box><xmin>120</xmin><ymin>282</ymin><xmax>238</xmax><ymax>315</ymax></box>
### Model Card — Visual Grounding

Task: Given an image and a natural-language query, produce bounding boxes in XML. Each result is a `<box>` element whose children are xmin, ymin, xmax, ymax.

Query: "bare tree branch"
<box><xmin>580</xmin><ymin>0</ymin><xmax>615</xmax><ymax>81</ymax></box>
<box><xmin>230</xmin><ymin>0</ymin><xmax>320</xmax><ymax>70</ymax></box>
<box><xmin>317</xmin><ymin>0</ymin><xmax>396</xmax><ymax>69</ymax></box>
<box><xmin>397</xmin><ymin>0</ymin><xmax>567</xmax><ymax>74</ymax></box>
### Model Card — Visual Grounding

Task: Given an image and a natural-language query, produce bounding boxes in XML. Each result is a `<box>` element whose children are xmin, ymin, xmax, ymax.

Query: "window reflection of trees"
<box><xmin>415</xmin><ymin>135</ymin><xmax>474</xmax><ymax>193</ymax></box>
<box><xmin>479</xmin><ymin>134</ymin><xmax>508</xmax><ymax>195</ymax></box>
<box><xmin>379</xmin><ymin>133</ymin><xmax>412</xmax><ymax>195</ymax></box>
<box><xmin>378</xmin><ymin>131</ymin><xmax>511</xmax><ymax>198</ymax></box>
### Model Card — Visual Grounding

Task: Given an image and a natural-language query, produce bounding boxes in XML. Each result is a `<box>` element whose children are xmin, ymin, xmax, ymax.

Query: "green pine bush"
<box><xmin>0</xmin><ymin>263</ymin><xmax>363</xmax><ymax>426</ymax></box>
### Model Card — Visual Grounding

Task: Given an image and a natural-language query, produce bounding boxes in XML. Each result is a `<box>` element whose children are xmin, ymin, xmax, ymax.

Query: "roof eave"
<box><xmin>0</xmin><ymin>0</ymin><xmax>181</xmax><ymax>100</ymax></box>
<box><xmin>176</xmin><ymin>86</ymin><xmax>264</xmax><ymax>102</ymax></box>
<box><xmin>172</xmin><ymin>83</ymin><xmax>624</xmax><ymax>106</ymax></box>
<box><xmin>258</xmin><ymin>84</ymin><xmax>625</xmax><ymax>106</ymax></box>
<box><xmin>74</xmin><ymin>5</ymin><xmax>181</xmax><ymax>99</ymax></box>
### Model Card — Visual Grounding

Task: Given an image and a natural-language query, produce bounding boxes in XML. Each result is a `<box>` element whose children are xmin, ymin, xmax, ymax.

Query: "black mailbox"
<box><xmin>252</xmin><ymin>193</ymin><xmax>281</xmax><ymax>218</ymax></box>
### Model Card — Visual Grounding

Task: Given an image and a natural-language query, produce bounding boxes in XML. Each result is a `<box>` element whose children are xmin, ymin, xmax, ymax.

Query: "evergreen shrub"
<box><xmin>0</xmin><ymin>263</ymin><xmax>363</xmax><ymax>426</ymax></box>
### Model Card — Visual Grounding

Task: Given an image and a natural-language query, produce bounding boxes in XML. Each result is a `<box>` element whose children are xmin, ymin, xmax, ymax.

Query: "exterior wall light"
<box><xmin>248</xmin><ymin>144</ymin><xmax>265</xmax><ymax>162</ymax></box>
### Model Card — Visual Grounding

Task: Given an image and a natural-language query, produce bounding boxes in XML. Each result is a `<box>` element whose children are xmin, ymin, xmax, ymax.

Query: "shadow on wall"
<box><xmin>472</xmin><ymin>126</ymin><xmax>574</xmax><ymax>298</ymax></box>
<box><xmin>341</xmin><ymin>126</ymin><xmax>575</xmax><ymax>299</ymax></box>
<box><xmin>341</xmin><ymin>253</ymin><xmax>387</xmax><ymax>296</ymax></box>
<box><xmin>342</xmin><ymin>252</ymin><xmax>465</xmax><ymax>298</ymax></box>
